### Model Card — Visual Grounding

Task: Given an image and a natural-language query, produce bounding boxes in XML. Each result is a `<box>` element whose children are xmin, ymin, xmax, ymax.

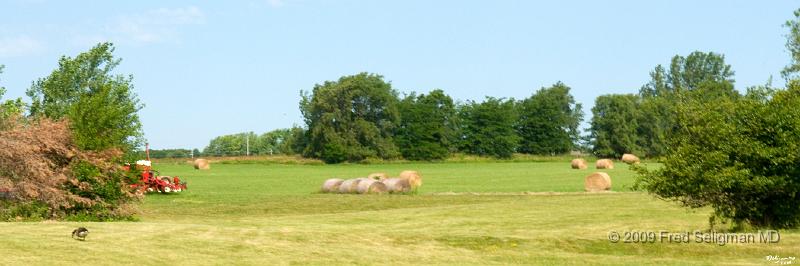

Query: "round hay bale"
<box><xmin>621</xmin><ymin>154</ymin><xmax>640</xmax><ymax>164</ymax></box>
<box><xmin>398</xmin><ymin>170</ymin><xmax>422</xmax><ymax>189</ymax></box>
<box><xmin>585</xmin><ymin>172</ymin><xmax>612</xmax><ymax>192</ymax></box>
<box><xmin>367</xmin><ymin>172</ymin><xmax>389</xmax><ymax>180</ymax></box>
<box><xmin>382</xmin><ymin>178</ymin><xmax>411</xmax><ymax>193</ymax></box>
<box><xmin>321</xmin><ymin>178</ymin><xmax>344</xmax><ymax>193</ymax></box>
<box><xmin>356</xmin><ymin>179</ymin><xmax>388</xmax><ymax>194</ymax></box>
<box><xmin>596</xmin><ymin>159</ymin><xmax>614</xmax><ymax>169</ymax></box>
<box><xmin>571</xmin><ymin>158</ymin><xmax>587</xmax><ymax>169</ymax></box>
<box><xmin>337</xmin><ymin>179</ymin><xmax>357</xmax><ymax>194</ymax></box>
<box><xmin>193</xmin><ymin>159</ymin><xmax>210</xmax><ymax>170</ymax></box>
<box><xmin>337</xmin><ymin>178</ymin><xmax>366</xmax><ymax>194</ymax></box>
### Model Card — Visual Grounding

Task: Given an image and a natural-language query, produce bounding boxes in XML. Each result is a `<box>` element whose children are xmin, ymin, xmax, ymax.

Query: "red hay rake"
<box><xmin>127</xmin><ymin>144</ymin><xmax>187</xmax><ymax>194</ymax></box>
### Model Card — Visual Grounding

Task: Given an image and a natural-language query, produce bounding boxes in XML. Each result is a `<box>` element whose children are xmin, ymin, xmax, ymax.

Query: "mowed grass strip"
<box><xmin>1</xmin><ymin>161</ymin><xmax>796</xmax><ymax>265</ymax></box>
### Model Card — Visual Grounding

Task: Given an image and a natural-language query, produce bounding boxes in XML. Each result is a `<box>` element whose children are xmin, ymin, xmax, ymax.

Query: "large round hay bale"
<box><xmin>337</xmin><ymin>179</ymin><xmax>357</xmax><ymax>194</ymax></box>
<box><xmin>356</xmin><ymin>179</ymin><xmax>387</xmax><ymax>194</ymax></box>
<box><xmin>398</xmin><ymin>170</ymin><xmax>422</xmax><ymax>189</ymax></box>
<box><xmin>337</xmin><ymin>178</ymin><xmax>366</xmax><ymax>194</ymax></box>
<box><xmin>621</xmin><ymin>154</ymin><xmax>640</xmax><ymax>164</ymax></box>
<box><xmin>596</xmin><ymin>159</ymin><xmax>614</xmax><ymax>169</ymax></box>
<box><xmin>571</xmin><ymin>158</ymin><xmax>587</xmax><ymax>169</ymax></box>
<box><xmin>367</xmin><ymin>172</ymin><xmax>389</xmax><ymax>180</ymax></box>
<box><xmin>193</xmin><ymin>159</ymin><xmax>210</xmax><ymax>170</ymax></box>
<box><xmin>321</xmin><ymin>178</ymin><xmax>344</xmax><ymax>193</ymax></box>
<box><xmin>382</xmin><ymin>178</ymin><xmax>411</xmax><ymax>193</ymax></box>
<box><xmin>585</xmin><ymin>172</ymin><xmax>612</xmax><ymax>192</ymax></box>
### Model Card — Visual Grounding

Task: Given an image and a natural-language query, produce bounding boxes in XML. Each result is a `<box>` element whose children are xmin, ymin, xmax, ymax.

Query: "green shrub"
<box><xmin>0</xmin><ymin>201</ymin><xmax>49</xmax><ymax>221</ymax></box>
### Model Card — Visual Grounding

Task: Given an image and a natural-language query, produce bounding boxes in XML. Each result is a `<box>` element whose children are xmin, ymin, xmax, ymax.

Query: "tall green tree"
<box><xmin>668</xmin><ymin>51</ymin><xmax>734</xmax><ymax>93</ymax></box>
<box><xmin>396</xmin><ymin>89</ymin><xmax>458</xmax><ymax>160</ymax></box>
<box><xmin>516</xmin><ymin>82</ymin><xmax>583</xmax><ymax>155</ymax></box>
<box><xmin>458</xmin><ymin>97</ymin><xmax>519</xmax><ymax>158</ymax></box>
<box><xmin>636</xmin><ymin>51</ymin><xmax>737</xmax><ymax>157</ymax></box>
<box><xmin>590</xmin><ymin>94</ymin><xmax>640</xmax><ymax>158</ymax></box>
<box><xmin>26</xmin><ymin>42</ymin><xmax>143</xmax><ymax>152</ymax></box>
<box><xmin>640</xmin><ymin>51</ymin><xmax>735</xmax><ymax>96</ymax></box>
<box><xmin>300</xmin><ymin>73</ymin><xmax>401</xmax><ymax>163</ymax></box>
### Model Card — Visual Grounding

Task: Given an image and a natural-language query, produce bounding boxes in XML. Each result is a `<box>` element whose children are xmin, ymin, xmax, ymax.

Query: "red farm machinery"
<box><xmin>127</xmin><ymin>144</ymin><xmax>187</xmax><ymax>194</ymax></box>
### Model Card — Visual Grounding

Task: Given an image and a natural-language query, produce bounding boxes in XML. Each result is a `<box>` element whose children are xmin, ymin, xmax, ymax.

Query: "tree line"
<box><xmin>199</xmin><ymin>128</ymin><xmax>304</xmax><ymax>157</ymax></box>
<box><xmin>293</xmin><ymin>52</ymin><xmax>738</xmax><ymax>164</ymax></box>
<box><xmin>199</xmin><ymin>76</ymin><xmax>583</xmax><ymax>163</ymax></box>
<box><xmin>201</xmin><ymin>51</ymin><xmax>737</xmax><ymax>163</ymax></box>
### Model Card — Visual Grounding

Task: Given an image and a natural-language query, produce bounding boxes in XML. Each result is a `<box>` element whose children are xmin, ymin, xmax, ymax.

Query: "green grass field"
<box><xmin>1</xmin><ymin>161</ymin><xmax>797</xmax><ymax>265</ymax></box>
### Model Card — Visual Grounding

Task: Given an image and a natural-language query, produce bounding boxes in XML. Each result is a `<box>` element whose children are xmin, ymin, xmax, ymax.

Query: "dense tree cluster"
<box><xmin>202</xmin><ymin>78</ymin><xmax>586</xmax><ymax>162</ymax></box>
<box><xmin>294</xmin><ymin>75</ymin><xmax>584</xmax><ymax>162</ymax></box>
<box><xmin>590</xmin><ymin>94</ymin><xmax>640</xmax><ymax>158</ymax></box>
<box><xmin>516</xmin><ymin>82</ymin><xmax>583</xmax><ymax>155</ymax></box>
<box><xmin>201</xmin><ymin>128</ymin><xmax>302</xmax><ymax>157</ymax></box>
<box><xmin>300</xmin><ymin>73</ymin><xmax>402</xmax><ymax>163</ymax></box>
<box><xmin>396</xmin><ymin>90</ymin><xmax>458</xmax><ymax>160</ymax></box>
<box><xmin>590</xmin><ymin>51</ymin><xmax>737</xmax><ymax>158</ymax></box>
<box><xmin>458</xmin><ymin>97</ymin><xmax>520</xmax><ymax>158</ymax></box>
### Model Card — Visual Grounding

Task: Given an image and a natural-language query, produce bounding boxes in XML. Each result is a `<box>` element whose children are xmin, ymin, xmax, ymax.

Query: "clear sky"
<box><xmin>0</xmin><ymin>0</ymin><xmax>796</xmax><ymax>150</ymax></box>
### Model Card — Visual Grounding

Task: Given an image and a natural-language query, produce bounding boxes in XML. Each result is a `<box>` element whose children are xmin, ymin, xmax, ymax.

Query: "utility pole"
<box><xmin>246</xmin><ymin>133</ymin><xmax>250</xmax><ymax>156</ymax></box>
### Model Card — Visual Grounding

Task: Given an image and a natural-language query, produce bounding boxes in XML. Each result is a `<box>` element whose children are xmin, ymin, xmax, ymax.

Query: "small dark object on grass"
<box><xmin>72</xmin><ymin>227</ymin><xmax>89</xmax><ymax>241</ymax></box>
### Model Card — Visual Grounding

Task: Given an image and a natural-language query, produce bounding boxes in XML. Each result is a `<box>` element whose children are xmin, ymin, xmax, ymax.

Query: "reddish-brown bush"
<box><xmin>0</xmin><ymin>119</ymin><xmax>139</xmax><ymax>220</ymax></box>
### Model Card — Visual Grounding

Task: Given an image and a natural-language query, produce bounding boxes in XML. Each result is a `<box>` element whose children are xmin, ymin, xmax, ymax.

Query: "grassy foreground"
<box><xmin>1</xmin><ymin>161</ymin><xmax>797</xmax><ymax>265</ymax></box>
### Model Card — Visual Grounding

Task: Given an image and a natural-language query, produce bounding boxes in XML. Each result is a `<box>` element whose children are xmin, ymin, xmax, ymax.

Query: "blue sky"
<box><xmin>0</xmin><ymin>0</ymin><xmax>796</xmax><ymax>149</ymax></box>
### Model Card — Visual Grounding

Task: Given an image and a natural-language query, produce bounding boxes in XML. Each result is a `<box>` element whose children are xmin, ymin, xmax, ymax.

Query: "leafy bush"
<box><xmin>0</xmin><ymin>201</ymin><xmax>49</xmax><ymax>222</ymax></box>
<box><xmin>635</xmin><ymin>81</ymin><xmax>800</xmax><ymax>229</ymax></box>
